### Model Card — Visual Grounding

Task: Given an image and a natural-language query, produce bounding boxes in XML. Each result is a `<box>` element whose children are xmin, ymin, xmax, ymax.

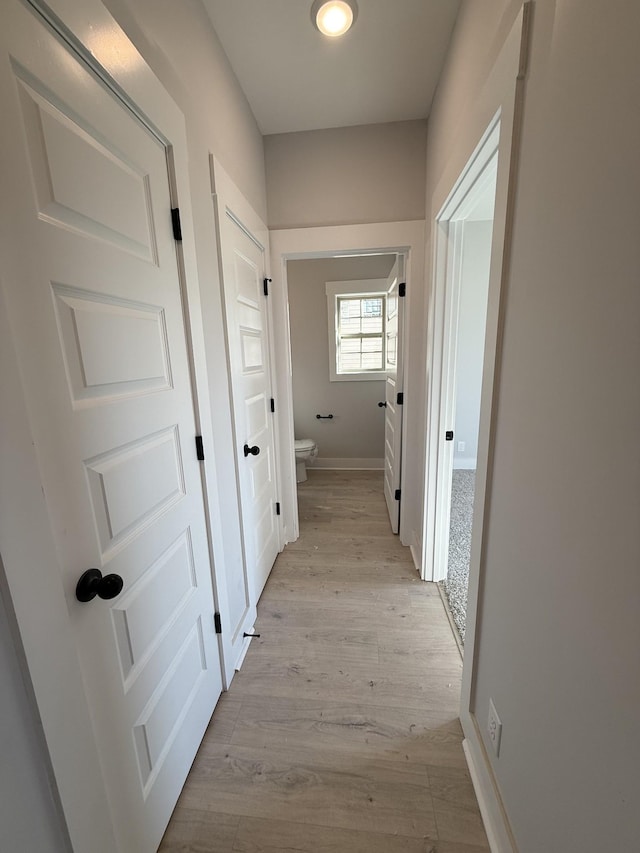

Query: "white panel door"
<box><xmin>218</xmin><ymin>210</ymin><xmax>280</xmax><ymax>606</ymax></box>
<box><xmin>383</xmin><ymin>257</ymin><xmax>405</xmax><ymax>533</ymax></box>
<box><xmin>0</xmin><ymin>5</ymin><xmax>221</xmax><ymax>851</ymax></box>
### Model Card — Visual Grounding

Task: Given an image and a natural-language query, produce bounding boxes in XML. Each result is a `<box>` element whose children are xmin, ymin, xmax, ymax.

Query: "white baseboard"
<box><xmin>462</xmin><ymin>730</ymin><xmax>517</xmax><ymax>853</ymax></box>
<box><xmin>313</xmin><ymin>457</ymin><xmax>384</xmax><ymax>470</ymax></box>
<box><xmin>453</xmin><ymin>457</ymin><xmax>477</xmax><ymax>470</ymax></box>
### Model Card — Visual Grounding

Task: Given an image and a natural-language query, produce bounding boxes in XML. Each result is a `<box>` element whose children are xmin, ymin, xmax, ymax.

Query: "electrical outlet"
<box><xmin>457</xmin><ymin>440</ymin><xmax>466</xmax><ymax>452</ymax></box>
<box><xmin>487</xmin><ymin>698</ymin><xmax>502</xmax><ymax>757</ymax></box>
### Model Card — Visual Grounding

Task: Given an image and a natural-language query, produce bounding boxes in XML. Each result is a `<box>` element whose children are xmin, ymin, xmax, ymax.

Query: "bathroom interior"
<box><xmin>287</xmin><ymin>253</ymin><xmax>398</xmax><ymax>485</ymax></box>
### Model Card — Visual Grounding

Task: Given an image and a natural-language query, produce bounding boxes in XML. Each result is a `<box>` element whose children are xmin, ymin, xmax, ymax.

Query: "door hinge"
<box><xmin>445</xmin><ymin>430</ymin><xmax>454</xmax><ymax>441</ymax></box>
<box><xmin>171</xmin><ymin>207</ymin><xmax>182</xmax><ymax>241</ymax></box>
<box><xmin>263</xmin><ymin>277</ymin><xmax>272</xmax><ymax>296</ymax></box>
<box><xmin>270</xmin><ymin>397</ymin><xmax>275</xmax><ymax>413</ymax></box>
<box><xmin>398</xmin><ymin>282</ymin><xmax>406</xmax><ymax>297</ymax></box>
<box><xmin>214</xmin><ymin>612</ymin><xmax>222</xmax><ymax>634</ymax></box>
<box><xmin>275</xmin><ymin>502</ymin><xmax>281</xmax><ymax>516</ymax></box>
<box><xmin>394</xmin><ymin>489</ymin><xmax>401</xmax><ymax>501</ymax></box>
<box><xmin>396</xmin><ymin>392</ymin><xmax>404</xmax><ymax>405</ymax></box>
<box><xmin>195</xmin><ymin>435</ymin><xmax>205</xmax><ymax>461</ymax></box>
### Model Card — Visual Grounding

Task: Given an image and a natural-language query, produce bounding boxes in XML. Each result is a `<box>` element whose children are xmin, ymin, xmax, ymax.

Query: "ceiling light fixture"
<box><xmin>311</xmin><ymin>0</ymin><xmax>358</xmax><ymax>37</ymax></box>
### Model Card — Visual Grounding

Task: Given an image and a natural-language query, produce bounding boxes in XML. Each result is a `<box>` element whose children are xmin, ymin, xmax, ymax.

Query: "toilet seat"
<box><xmin>295</xmin><ymin>439</ymin><xmax>316</xmax><ymax>453</ymax></box>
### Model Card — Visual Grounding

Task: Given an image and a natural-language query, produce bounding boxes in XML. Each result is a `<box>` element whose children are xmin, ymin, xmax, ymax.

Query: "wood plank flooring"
<box><xmin>160</xmin><ymin>470</ymin><xmax>488</xmax><ymax>853</ymax></box>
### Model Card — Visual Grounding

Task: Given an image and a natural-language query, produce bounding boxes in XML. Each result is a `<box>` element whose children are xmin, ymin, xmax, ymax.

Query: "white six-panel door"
<box><xmin>0</xmin><ymin>4</ymin><xmax>222</xmax><ymax>850</ymax></box>
<box><xmin>383</xmin><ymin>257</ymin><xmax>405</xmax><ymax>533</ymax></box>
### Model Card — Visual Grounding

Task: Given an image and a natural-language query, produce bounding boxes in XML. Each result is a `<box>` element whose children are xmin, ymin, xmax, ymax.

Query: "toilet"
<box><xmin>294</xmin><ymin>438</ymin><xmax>318</xmax><ymax>483</ymax></box>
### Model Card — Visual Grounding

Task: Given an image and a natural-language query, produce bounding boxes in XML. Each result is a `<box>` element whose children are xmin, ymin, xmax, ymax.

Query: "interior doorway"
<box><xmin>284</xmin><ymin>252</ymin><xmax>403</xmax><ymax>533</ymax></box>
<box><xmin>442</xmin><ymin>187</ymin><xmax>496</xmax><ymax>643</ymax></box>
<box><xmin>269</xmin><ymin>221</ymin><xmax>425</xmax><ymax>555</ymax></box>
<box><xmin>287</xmin><ymin>255</ymin><xmax>396</xmax><ymax>480</ymax></box>
<box><xmin>423</xmin><ymin>118</ymin><xmax>500</xmax><ymax>645</ymax></box>
<box><xmin>286</xmin><ymin>254</ymin><xmax>394</xmax><ymax>470</ymax></box>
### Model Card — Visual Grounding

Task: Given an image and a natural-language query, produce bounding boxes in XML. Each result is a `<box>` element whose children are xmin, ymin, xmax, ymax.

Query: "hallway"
<box><xmin>160</xmin><ymin>471</ymin><xmax>489</xmax><ymax>852</ymax></box>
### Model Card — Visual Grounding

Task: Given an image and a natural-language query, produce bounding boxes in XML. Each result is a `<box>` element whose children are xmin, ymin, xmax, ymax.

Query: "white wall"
<box><xmin>288</xmin><ymin>256</ymin><xmax>395</xmax><ymax>463</ymax></box>
<box><xmin>0</xmin><ymin>569</ymin><xmax>69</xmax><ymax>853</ymax></box>
<box><xmin>265</xmin><ymin>120</ymin><xmax>427</xmax><ymax>229</ymax></box>
<box><xmin>103</xmin><ymin>0</ymin><xmax>266</xmax><ymax>220</ymax></box>
<box><xmin>453</xmin><ymin>220</ymin><xmax>492</xmax><ymax>469</ymax></box>
<box><xmin>426</xmin><ymin>1</ymin><xmax>640</xmax><ymax>850</ymax></box>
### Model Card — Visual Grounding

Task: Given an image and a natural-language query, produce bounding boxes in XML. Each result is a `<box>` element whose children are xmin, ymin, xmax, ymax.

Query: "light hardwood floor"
<box><xmin>160</xmin><ymin>470</ymin><xmax>489</xmax><ymax>853</ymax></box>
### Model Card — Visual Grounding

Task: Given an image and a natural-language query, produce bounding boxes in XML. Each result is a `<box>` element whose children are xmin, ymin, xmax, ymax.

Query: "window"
<box><xmin>337</xmin><ymin>295</ymin><xmax>385</xmax><ymax>372</ymax></box>
<box><xmin>326</xmin><ymin>279</ymin><xmax>387</xmax><ymax>381</ymax></box>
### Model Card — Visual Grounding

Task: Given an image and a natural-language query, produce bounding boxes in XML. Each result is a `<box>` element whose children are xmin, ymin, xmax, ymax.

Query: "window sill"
<box><xmin>329</xmin><ymin>371</ymin><xmax>386</xmax><ymax>382</ymax></box>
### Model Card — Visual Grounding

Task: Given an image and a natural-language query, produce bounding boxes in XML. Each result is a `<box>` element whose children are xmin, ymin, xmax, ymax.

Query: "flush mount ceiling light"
<box><xmin>311</xmin><ymin>0</ymin><xmax>358</xmax><ymax>37</ymax></box>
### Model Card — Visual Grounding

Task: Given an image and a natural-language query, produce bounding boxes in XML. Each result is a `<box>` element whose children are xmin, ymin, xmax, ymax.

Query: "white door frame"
<box><xmin>269</xmin><ymin>221</ymin><xmax>425</xmax><ymax>549</ymax></box>
<box><xmin>0</xmin><ymin>1</ymin><xmax>228</xmax><ymax>848</ymax></box>
<box><xmin>423</xmin><ymin>123</ymin><xmax>500</xmax><ymax>585</ymax></box>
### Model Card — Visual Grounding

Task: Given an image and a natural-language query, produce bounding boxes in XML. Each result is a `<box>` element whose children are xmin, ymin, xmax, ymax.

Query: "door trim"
<box><xmin>423</xmin><ymin>123</ymin><xmax>500</xmax><ymax>585</ymax></box>
<box><xmin>269</xmin><ymin>221</ymin><xmax>425</xmax><ymax>555</ymax></box>
<box><xmin>0</xmin><ymin>1</ymin><xmax>226</xmax><ymax>848</ymax></box>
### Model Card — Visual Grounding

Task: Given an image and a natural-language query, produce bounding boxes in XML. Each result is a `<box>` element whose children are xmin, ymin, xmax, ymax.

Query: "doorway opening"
<box><xmin>269</xmin><ymin>221</ymin><xmax>425</xmax><ymax>557</ymax></box>
<box><xmin>423</xmin><ymin>117</ymin><xmax>500</xmax><ymax>644</ymax></box>
<box><xmin>284</xmin><ymin>252</ymin><xmax>404</xmax><ymax>534</ymax></box>
<box><xmin>442</xmin><ymin>178</ymin><xmax>496</xmax><ymax>643</ymax></box>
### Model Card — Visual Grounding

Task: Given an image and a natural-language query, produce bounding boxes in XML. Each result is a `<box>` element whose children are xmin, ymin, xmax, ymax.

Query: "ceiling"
<box><xmin>202</xmin><ymin>0</ymin><xmax>461</xmax><ymax>136</ymax></box>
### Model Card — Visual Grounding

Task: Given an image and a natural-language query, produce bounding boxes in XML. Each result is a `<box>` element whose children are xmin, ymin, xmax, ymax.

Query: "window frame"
<box><xmin>326</xmin><ymin>279</ymin><xmax>388</xmax><ymax>381</ymax></box>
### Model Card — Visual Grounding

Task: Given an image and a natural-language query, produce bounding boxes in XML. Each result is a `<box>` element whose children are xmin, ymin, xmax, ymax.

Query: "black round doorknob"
<box><xmin>243</xmin><ymin>444</ymin><xmax>260</xmax><ymax>457</ymax></box>
<box><xmin>76</xmin><ymin>568</ymin><xmax>124</xmax><ymax>603</ymax></box>
<box><xmin>378</xmin><ymin>401</ymin><xmax>387</xmax><ymax>408</ymax></box>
